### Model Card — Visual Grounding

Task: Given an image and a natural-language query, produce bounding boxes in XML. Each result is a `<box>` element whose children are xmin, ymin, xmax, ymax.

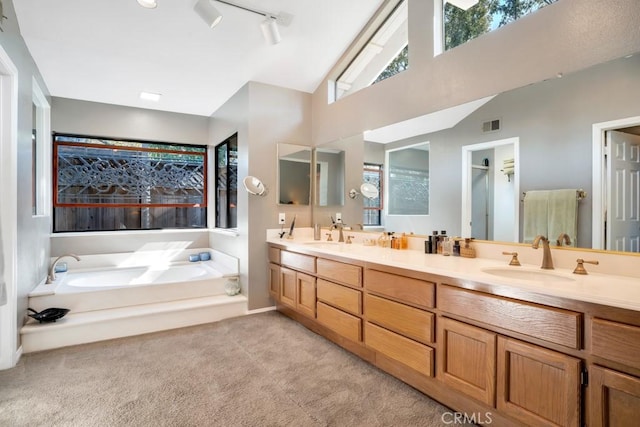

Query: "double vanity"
<box><xmin>267</xmin><ymin>232</ymin><xmax>640</xmax><ymax>426</ymax></box>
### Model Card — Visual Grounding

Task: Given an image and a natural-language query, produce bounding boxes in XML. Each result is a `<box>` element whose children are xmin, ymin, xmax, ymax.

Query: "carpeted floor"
<box><xmin>0</xmin><ymin>311</ymin><xmax>468</xmax><ymax>426</ymax></box>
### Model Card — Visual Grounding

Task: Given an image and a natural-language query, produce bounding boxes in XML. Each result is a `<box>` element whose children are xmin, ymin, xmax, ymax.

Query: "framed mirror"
<box><xmin>314</xmin><ymin>146</ymin><xmax>345</xmax><ymax>206</ymax></box>
<box><xmin>277</xmin><ymin>143</ymin><xmax>311</xmax><ymax>205</ymax></box>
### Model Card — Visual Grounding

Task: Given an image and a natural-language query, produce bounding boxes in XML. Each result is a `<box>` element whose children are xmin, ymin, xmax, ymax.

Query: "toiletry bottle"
<box><xmin>427</xmin><ymin>231</ymin><xmax>438</xmax><ymax>254</ymax></box>
<box><xmin>442</xmin><ymin>237</ymin><xmax>453</xmax><ymax>256</ymax></box>
<box><xmin>453</xmin><ymin>239</ymin><xmax>460</xmax><ymax>256</ymax></box>
<box><xmin>401</xmin><ymin>233</ymin><xmax>407</xmax><ymax>249</ymax></box>
<box><xmin>438</xmin><ymin>230</ymin><xmax>447</xmax><ymax>254</ymax></box>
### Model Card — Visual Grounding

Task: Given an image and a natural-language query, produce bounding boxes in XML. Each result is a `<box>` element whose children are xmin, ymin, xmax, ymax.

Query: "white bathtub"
<box><xmin>60</xmin><ymin>262</ymin><xmax>226</xmax><ymax>292</ymax></box>
<box><xmin>22</xmin><ymin>251</ymin><xmax>247</xmax><ymax>353</ymax></box>
<box><xmin>29</xmin><ymin>259</ymin><xmax>238</xmax><ymax>313</ymax></box>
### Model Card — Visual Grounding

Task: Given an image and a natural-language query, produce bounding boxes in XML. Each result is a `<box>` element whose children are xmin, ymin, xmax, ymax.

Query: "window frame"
<box><xmin>52</xmin><ymin>133</ymin><xmax>207</xmax><ymax>232</ymax></box>
<box><xmin>214</xmin><ymin>134</ymin><xmax>238</xmax><ymax>230</ymax></box>
<box><xmin>363</xmin><ymin>163</ymin><xmax>384</xmax><ymax>227</ymax></box>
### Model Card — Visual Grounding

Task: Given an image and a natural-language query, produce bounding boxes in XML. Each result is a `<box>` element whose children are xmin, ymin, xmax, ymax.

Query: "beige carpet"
<box><xmin>0</xmin><ymin>311</ymin><xmax>467</xmax><ymax>426</ymax></box>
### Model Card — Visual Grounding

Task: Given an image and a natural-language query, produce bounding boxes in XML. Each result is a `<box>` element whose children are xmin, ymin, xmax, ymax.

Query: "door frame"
<box><xmin>461</xmin><ymin>137</ymin><xmax>519</xmax><ymax>242</ymax></box>
<box><xmin>0</xmin><ymin>45</ymin><xmax>19</xmax><ymax>370</ymax></box>
<box><xmin>592</xmin><ymin>116</ymin><xmax>640</xmax><ymax>250</ymax></box>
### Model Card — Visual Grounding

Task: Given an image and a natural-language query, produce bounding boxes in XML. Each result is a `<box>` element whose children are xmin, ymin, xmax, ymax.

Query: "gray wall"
<box><xmin>311</xmin><ymin>0</ymin><xmax>640</xmax><ymax>145</ymax></box>
<box><xmin>0</xmin><ymin>0</ymin><xmax>52</xmax><ymax>348</ymax></box>
<box><xmin>365</xmin><ymin>55</ymin><xmax>640</xmax><ymax>246</ymax></box>
<box><xmin>209</xmin><ymin>82</ymin><xmax>312</xmax><ymax>310</ymax></box>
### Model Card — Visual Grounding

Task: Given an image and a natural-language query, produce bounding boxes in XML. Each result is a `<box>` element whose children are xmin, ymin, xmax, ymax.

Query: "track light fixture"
<box><xmin>194</xmin><ymin>0</ymin><xmax>292</xmax><ymax>45</ymax></box>
<box><xmin>194</xmin><ymin>0</ymin><xmax>223</xmax><ymax>28</ymax></box>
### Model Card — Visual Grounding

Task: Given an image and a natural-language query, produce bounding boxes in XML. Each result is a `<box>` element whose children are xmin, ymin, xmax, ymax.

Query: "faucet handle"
<box><xmin>502</xmin><ymin>251</ymin><xmax>521</xmax><ymax>266</ymax></box>
<box><xmin>346</xmin><ymin>235</ymin><xmax>354</xmax><ymax>244</ymax></box>
<box><xmin>326</xmin><ymin>233</ymin><xmax>333</xmax><ymax>242</ymax></box>
<box><xmin>573</xmin><ymin>259</ymin><xmax>599</xmax><ymax>275</ymax></box>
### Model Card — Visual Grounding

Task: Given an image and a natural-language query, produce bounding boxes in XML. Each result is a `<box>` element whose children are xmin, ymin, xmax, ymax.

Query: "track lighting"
<box><xmin>194</xmin><ymin>0</ymin><xmax>291</xmax><ymax>45</ymax></box>
<box><xmin>260</xmin><ymin>17</ymin><xmax>281</xmax><ymax>45</ymax></box>
<box><xmin>194</xmin><ymin>0</ymin><xmax>223</xmax><ymax>28</ymax></box>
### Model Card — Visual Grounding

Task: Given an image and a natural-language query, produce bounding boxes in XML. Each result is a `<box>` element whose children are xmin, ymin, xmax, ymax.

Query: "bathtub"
<box><xmin>29</xmin><ymin>257</ymin><xmax>239</xmax><ymax>314</ymax></box>
<box><xmin>23</xmin><ymin>250</ymin><xmax>246</xmax><ymax>353</ymax></box>
<box><xmin>60</xmin><ymin>262</ymin><xmax>227</xmax><ymax>292</ymax></box>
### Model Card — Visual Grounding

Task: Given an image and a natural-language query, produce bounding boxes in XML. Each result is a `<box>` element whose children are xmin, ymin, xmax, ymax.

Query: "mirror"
<box><xmin>277</xmin><ymin>143</ymin><xmax>311</xmax><ymax>205</ymax></box>
<box><xmin>314</xmin><ymin>145</ymin><xmax>345</xmax><ymax>206</ymax></box>
<box><xmin>349</xmin><ymin>183</ymin><xmax>380</xmax><ymax>200</ymax></box>
<box><xmin>243</xmin><ymin>176</ymin><xmax>266</xmax><ymax>196</ymax></box>
<box><xmin>350</xmin><ymin>54</ymin><xmax>640</xmax><ymax>252</ymax></box>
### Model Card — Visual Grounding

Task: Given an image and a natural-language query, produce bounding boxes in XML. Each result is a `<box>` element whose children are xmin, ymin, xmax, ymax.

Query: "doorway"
<box><xmin>592</xmin><ymin>116</ymin><xmax>640</xmax><ymax>251</ymax></box>
<box><xmin>462</xmin><ymin>137</ymin><xmax>519</xmax><ymax>242</ymax></box>
<box><xmin>0</xmin><ymin>46</ymin><xmax>19</xmax><ymax>370</ymax></box>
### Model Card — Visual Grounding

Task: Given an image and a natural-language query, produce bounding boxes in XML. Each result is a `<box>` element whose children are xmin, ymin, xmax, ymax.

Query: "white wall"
<box><xmin>311</xmin><ymin>0</ymin><xmax>640</xmax><ymax>145</ymax></box>
<box><xmin>0</xmin><ymin>0</ymin><xmax>52</xmax><ymax>365</ymax></box>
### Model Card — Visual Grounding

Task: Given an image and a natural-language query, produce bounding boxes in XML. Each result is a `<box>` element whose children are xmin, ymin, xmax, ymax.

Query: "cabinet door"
<box><xmin>268</xmin><ymin>263</ymin><xmax>280</xmax><ymax>301</ymax></box>
<box><xmin>296</xmin><ymin>272</ymin><xmax>316</xmax><ymax>318</ymax></box>
<box><xmin>497</xmin><ymin>337</ymin><xmax>581</xmax><ymax>427</ymax></box>
<box><xmin>279</xmin><ymin>267</ymin><xmax>297</xmax><ymax>309</ymax></box>
<box><xmin>589</xmin><ymin>365</ymin><xmax>640</xmax><ymax>427</ymax></box>
<box><xmin>437</xmin><ymin>317</ymin><xmax>496</xmax><ymax>406</ymax></box>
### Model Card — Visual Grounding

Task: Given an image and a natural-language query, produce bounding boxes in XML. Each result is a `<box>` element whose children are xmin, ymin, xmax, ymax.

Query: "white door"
<box><xmin>606</xmin><ymin>131</ymin><xmax>640</xmax><ymax>252</ymax></box>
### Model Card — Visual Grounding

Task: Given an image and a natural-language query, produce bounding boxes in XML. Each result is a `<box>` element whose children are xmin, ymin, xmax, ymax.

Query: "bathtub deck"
<box><xmin>21</xmin><ymin>294</ymin><xmax>248</xmax><ymax>353</ymax></box>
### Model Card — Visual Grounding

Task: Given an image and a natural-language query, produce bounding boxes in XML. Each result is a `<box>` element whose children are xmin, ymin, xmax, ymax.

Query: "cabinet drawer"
<box><xmin>317</xmin><ymin>302</ymin><xmax>362</xmax><ymax>342</ymax></box>
<box><xmin>317</xmin><ymin>258</ymin><xmax>362</xmax><ymax>287</ymax></box>
<box><xmin>268</xmin><ymin>246</ymin><xmax>280</xmax><ymax>264</ymax></box>
<box><xmin>365</xmin><ymin>294</ymin><xmax>434</xmax><ymax>344</ymax></box>
<box><xmin>439</xmin><ymin>285</ymin><xmax>582</xmax><ymax>349</ymax></box>
<box><xmin>281</xmin><ymin>251</ymin><xmax>316</xmax><ymax>274</ymax></box>
<box><xmin>317</xmin><ymin>279</ymin><xmax>361</xmax><ymax>315</ymax></box>
<box><xmin>365</xmin><ymin>322</ymin><xmax>434</xmax><ymax>377</ymax></box>
<box><xmin>592</xmin><ymin>318</ymin><xmax>640</xmax><ymax>370</ymax></box>
<box><xmin>364</xmin><ymin>269</ymin><xmax>435</xmax><ymax>309</ymax></box>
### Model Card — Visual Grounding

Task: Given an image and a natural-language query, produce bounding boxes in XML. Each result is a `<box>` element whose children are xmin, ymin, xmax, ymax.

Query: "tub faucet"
<box><xmin>47</xmin><ymin>254</ymin><xmax>81</xmax><ymax>284</ymax></box>
<box><xmin>556</xmin><ymin>233</ymin><xmax>571</xmax><ymax>247</ymax></box>
<box><xmin>532</xmin><ymin>235</ymin><xmax>553</xmax><ymax>269</ymax></box>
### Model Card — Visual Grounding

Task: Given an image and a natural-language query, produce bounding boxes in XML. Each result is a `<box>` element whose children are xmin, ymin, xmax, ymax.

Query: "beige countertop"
<box><xmin>267</xmin><ymin>235</ymin><xmax>640</xmax><ymax>313</ymax></box>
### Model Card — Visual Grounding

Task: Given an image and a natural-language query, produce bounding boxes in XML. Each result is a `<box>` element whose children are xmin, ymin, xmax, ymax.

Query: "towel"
<box><xmin>523</xmin><ymin>191</ymin><xmax>549</xmax><ymax>243</ymax></box>
<box><xmin>548</xmin><ymin>189</ymin><xmax>578</xmax><ymax>246</ymax></box>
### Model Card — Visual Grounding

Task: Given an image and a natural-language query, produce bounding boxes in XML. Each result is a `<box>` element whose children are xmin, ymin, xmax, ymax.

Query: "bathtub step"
<box><xmin>20</xmin><ymin>294</ymin><xmax>247</xmax><ymax>353</ymax></box>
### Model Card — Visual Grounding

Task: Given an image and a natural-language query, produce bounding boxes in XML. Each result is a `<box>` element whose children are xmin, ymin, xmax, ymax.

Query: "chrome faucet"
<box><xmin>556</xmin><ymin>232</ymin><xmax>571</xmax><ymax>246</ymax></box>
<box><xmin>47</xmin><ymin>254</ymin><xmax>81</xmax><ymax>284</ymax></box>
<box><xmin>532</xmin><ymin>235</ymin><xmax>553</xmax><ymax>269</ymax></box>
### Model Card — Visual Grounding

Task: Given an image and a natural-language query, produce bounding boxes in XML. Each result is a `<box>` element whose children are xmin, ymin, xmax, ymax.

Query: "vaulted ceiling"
<box><xmin>14</xmin><ymin>0</ymin><xmax>383</xmax><ymax>116</ymax></box>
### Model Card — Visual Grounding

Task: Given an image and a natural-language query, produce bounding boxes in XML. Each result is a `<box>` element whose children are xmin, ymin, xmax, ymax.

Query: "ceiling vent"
<box><xmin>482</xmin><ymin>118</ymin><xmax>501</xmax><ymax>133</ymax></box>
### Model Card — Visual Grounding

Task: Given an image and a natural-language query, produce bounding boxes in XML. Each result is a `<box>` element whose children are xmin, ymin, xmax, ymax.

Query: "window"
<box><xmin>215</xmin><ymin>134</ymin><xmax>237</xmax><ymax>229</ymax></box>
<box><xmin>334</xmin><ymin>0</ymin><xmax>408</xmax><ymax>101</ymax></box>
<box><xmin>443</xmin><ymin>0</ymin><xmax>559</xmax><ymax>51</ymax></box>
<box><xmin>363</xmin><ymin>163</ymin><xmax>383</xmax><ymax>226</ymax></box>
<box><xmin>53</xmin><ymin>134</ymin><xmax>207</xmax><ymax>232</ymax></box>
<box><xmin>387</xmin><ymin>143</ymin><xmax>430</xmax><ymax>215</ymax></box>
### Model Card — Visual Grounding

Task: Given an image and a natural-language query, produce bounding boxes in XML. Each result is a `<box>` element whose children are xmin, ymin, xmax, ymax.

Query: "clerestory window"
<box><xmin>53</xmin><ymin>133</ymin><xmax>207</xmax><ymax>232</ymax></box>
<box><xmin>333</xmin><ymin>0</ymin><xmax>408</xmax><ymax>102</ymax></box>
<box><xmin>443</xmin><ymin>0</ymin><xmax>559</xmax><ymax>52</ymax></box>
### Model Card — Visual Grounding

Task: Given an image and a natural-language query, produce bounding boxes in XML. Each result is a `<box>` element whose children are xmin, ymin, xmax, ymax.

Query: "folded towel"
<box><xmin>523</xmin><ymin>191</ymin><xmax>549</xmax><ymax>243</ymax></box>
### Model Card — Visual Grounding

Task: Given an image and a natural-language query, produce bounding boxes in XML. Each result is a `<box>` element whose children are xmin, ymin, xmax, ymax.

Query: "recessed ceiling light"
<box><xmin>140</xmin><ymin>91</ymin><xmax>161</xmax><ymax>102</ymax></box>
<box><xmin>137</xmin><ymin>0</ymin><xmax>157</xmax><ymax>9</ymax></box>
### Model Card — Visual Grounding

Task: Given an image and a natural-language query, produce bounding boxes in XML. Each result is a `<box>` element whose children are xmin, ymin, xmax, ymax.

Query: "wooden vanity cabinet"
<box><xmin>589</xmin><ymin>366</ymin><xmax>640</xmax><ymax>426</ymax></box>
<box><xmin>279</xmin><ymin>266</ymin><xmax>297</xmax><ymax>309</ymax></box>
<box><xmin>589</xmin><ymin>317</ymin><xmax>640</xmax><ymax>426</ymax></box>
<box><xmin>497</xmin><ymin>337</ymin><xmax>581</xmax><ymax>427</ymax></box>
<box><xmin>437</xmin><ymin>317</ymin><xmax>496</xmax><ymax>406</ymax></box>
<box><xmin>364</xmin><ymin>267</ymin><xmax>436</xmax><ymax>377</ymax></box>
<box><xmin>268</xmin><ymin>263</ymin><xmax>280</xmax><ymax>301</ymax></box>
<box><xmin>277</xmin><ymin>250</ymin><xmax>317</xmax><ymax>319</ymax></box>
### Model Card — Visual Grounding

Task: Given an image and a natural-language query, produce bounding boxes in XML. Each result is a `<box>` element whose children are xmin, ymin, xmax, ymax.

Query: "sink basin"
<box><xmin>482</xmin><ymin>267</ymin><xmax>575</xmax><ymax>282</ymax></box>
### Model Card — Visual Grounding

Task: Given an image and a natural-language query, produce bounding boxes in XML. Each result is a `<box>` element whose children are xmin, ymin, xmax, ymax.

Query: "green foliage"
<box><xmin>373</xmin><ymin>45</ymin><xmax>409</xmax><ymax>84</ymax></box>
